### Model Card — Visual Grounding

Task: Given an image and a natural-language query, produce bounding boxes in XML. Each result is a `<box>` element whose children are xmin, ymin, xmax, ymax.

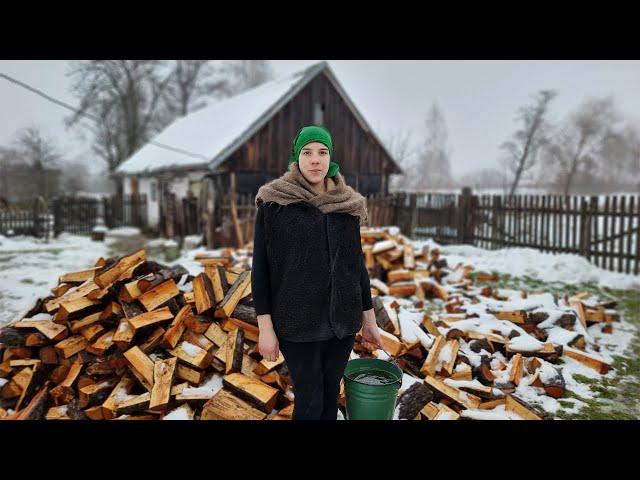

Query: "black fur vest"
<box><xmin>251</xmin><ymin>200</ymin><xmax>373</xmax><ymax>342</ymax></box>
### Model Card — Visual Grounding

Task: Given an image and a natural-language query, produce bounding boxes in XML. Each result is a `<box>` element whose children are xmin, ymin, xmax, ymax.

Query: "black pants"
<box><xmin>279</xmin><ymin>334</ymin><xmax>356</xmax><ymax>420</ymax></box>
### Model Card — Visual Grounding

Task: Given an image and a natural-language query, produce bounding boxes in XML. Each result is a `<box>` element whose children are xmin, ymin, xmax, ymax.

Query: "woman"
<box><xmin>251</xmin><ymin>125</ymin><xmax>384</xmax><ymax>420</ymax></box>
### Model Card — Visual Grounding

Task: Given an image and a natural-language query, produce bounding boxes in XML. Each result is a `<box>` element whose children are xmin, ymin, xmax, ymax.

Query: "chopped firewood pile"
<box><xmin>0</xmin><ymin>226</ymin><xmax>621</xmax><ymax>420</ymax></box>
<box><xmin>359</xmin><ymin>227</ymin><xmax>619</xmax><ymax>420</ymax></box>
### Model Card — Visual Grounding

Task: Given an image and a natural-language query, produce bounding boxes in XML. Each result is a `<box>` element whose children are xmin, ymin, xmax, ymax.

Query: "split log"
<box><xmin>149</xmin><ymin>357</ymin><xmax>177</xmax><ymax>411</ymax></box>
<box><xmin>214</xmin><ymin>271</ymin><xmax>251</xmax><ymax>319</ymax></box>
<box><xmin>201</xmin><ymin>388</ymin><xmax>267</xmax><ymax>420</ymax></box>
<box><xmin>123</xmin><ymin>346</ymin><xmax>154</xmax><ymax>391</ymax></box>
<box><xmin>138</xmin><ymin>279</ymin><xmax>180</xmax><ymax>312</ymax></box>
<box><xmin>85</xmin><ymin>329</ymin><xmax>116</xmax><ymax>356</ymax></box>
<box><xmin>94</xmin><ymin>249</ymin><xmax>146</xmax><ymax>289</ymax></box>
<box><xmin>54</xmin><ymin>335</ymin><xmax>88</xmax><ymax>359</ymax></box>
<box><xmin>193</xmin><ymin>273</ymin><xmax>217</xmax><ymax>314</ymax></box>
<box><xmin>562</xmin><ymin>346</ymin><xmax>612</xmax><ymax>374</ymax></box>
<box><xmin>127</xmin><ymin>307</ymin><xmax>174</xmax><ymax>332</ymax></box>
<box><xmin>396</xmin><ymin>382</ymin><xmax>434</xmax><ymax>420</ymax></box>
<box><xmin>424</xmin><ymin>375</ymin><xmax>482</xmax><ymax>409</ymax></box>
<box><xmin>222</xmin><ymin>372</ymin><xmax>278</xmax><ymax>413</ymax></box>
<box><xmin>162</xmin><ymin>305</ymin><xmax>191</xmax><ymax>349</ymax></box>
<box><xmin>169</xmin><ymin>341</ymin><xmax>212</xmax><ymax>369</ymax></box>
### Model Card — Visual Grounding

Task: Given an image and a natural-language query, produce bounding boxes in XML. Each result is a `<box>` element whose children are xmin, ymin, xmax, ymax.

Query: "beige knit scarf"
<box><xmin>255</xmin><ymin>162</ymin><xmax>369</xmax><ymax>226</ymax></box>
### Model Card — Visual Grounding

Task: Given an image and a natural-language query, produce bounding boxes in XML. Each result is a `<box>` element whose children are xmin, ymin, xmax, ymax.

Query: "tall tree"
<box><xmin>65</xmin><ymin>60</ymin><xmax>174</xmax><ymax>177</ymax></box>
<box><xmin>161</xmin><ymin>60</ymin><xmax>229</xmax><ymax>118</ymax></box>
<box><xmin>543</xmin><ymin>97</ymin><xmax>617</xmax><ymax>195</ymax></box>
<box><xmin>501</xmin><ymin>90</ymin><xmax>556</xmax><ymax>195</ymax></box>
<box><xmin>216</xmin><ymin>60</ymin><xmax>275</xmax><ymax>96</ymax></box>
<box><xmin>14</xmin><ymin>126</ymin><xmax>63</xmax><ymax>199</ymax></box>
<box><xmin>414</xmin><ymin>103</ymin><xmax>453</xmax><ymax>190</ymax></box>
<box><xmin>384</xmin><ymin>130</ymin><xmax>416</xmax><ymax>191</ymax></box>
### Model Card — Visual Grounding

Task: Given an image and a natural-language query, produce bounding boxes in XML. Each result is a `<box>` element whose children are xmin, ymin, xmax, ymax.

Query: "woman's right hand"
<box><xmin>257</xmin><ymin>315</ymin><xmax>280</xmax><ymax>362</ymax></box>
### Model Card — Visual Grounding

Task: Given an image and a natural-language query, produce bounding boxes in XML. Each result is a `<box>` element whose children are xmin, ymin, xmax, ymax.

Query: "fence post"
<box><xmin>52</xmin><ymin>197</ymin><xmax>62</xmax><ymax>237</ymax></box>
<box><xmin>491</xmin><ymin>195</ymin><xmax>501</xmax><ymax>250</ymax></box>
<box><xmin>409</xmin><ymin>193</ymin><xmax>417</xmax><ymax>238</ymax></box>
<box><xmin>579</xmin><ymin>197</ymin><xmax>590</xmax><ymax>259</ymax></box>
<box><xmin>457</xmin><ymin>187</ymin><xmax>472</xmax><ymax>244</ymax></box>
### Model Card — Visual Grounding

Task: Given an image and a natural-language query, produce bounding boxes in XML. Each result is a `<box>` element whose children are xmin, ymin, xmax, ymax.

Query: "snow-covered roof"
<box><xmin>115</xmin><ymin>61</ymin><xmax>401</xmax><ymax>176</ymax></box>
<box><xmin>116</xmin><ymin>62</ymin><xmax>322</xmax><ymax>175</ymax></box>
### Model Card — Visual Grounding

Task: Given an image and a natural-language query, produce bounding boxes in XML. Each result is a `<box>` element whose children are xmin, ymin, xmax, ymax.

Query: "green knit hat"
<box><xmin>288</xmin><ymin>125</ymin><xmax>340</xmax><ymax>177</ymax></box>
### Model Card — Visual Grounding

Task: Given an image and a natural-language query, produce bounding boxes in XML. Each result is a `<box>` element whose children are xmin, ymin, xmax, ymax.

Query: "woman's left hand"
<box><xmin>360</xmin><ymin>309</ymin><xmax>384</xmax><ymax>350</ymax></box>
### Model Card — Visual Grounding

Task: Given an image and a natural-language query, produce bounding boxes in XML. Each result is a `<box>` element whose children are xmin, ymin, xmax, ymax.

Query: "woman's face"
<box><xmin>297</xmin><ymin>141</ymin><xmax>330</xmax><ymax>184</ymax></box>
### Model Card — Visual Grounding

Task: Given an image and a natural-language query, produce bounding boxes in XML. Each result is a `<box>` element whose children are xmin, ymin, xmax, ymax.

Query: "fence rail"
<box><xmin>399</xmin><ymin>190</ymin><xmax>640</xmax><ymax>275</ymax></box>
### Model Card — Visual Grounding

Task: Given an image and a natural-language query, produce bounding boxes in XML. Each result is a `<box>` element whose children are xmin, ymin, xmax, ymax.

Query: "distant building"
<box><xmin>115</xmin><ymin>61</ymin><xmax>402</xmax><ymax>230</ymax></box>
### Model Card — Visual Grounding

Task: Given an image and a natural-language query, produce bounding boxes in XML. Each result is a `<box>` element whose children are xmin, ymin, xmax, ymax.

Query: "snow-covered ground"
<box><xmin>1</xmin><ymin>228</ymin><xmax>638</xmax><ymax>419</ymax></box>
<box><xmin>0</xmin><ymin>233</ymin><xmax>110</xmax><ymax>326</ymax></box>
<box><xmin>409</xmin><ymin>238</ymin><xmax>640</xmax><ymax>291</ymax></box>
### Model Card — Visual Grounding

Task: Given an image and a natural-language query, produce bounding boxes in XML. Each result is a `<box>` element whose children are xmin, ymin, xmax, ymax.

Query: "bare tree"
<box><xmin>543</xmin><ymin>97</ymin><xmax>618</xmax><ymax>195</ymax></box>
<box><xmin>501</xmin><ymin>90</ymin><xmax>556</xmax><ymax>195</ymax></box>
<box><xmin>384</xmin><ymin>130</ymin><xmax>417</xmax><ymax>191</ymax></box>
<box><xmin>14</xmin><ymin>126</ymin><xmax>63</xmax><ymax>199</ymax></box>
<box><xmin>217</xmin><ymin>60</ymin><xmax>275</xmax><ymax>96</ymax></box>
<box><xmin>161</xmin><ymin>60</ymin><xmax>229</xmax><ymax>118</ymax></box>
<box><xmin>65</xmin><ymin>61</ymin><xmax>174</xmax><ymax>178</ymax></box>
<box><xmin>413</xmin><ymin>103</ymin><xmax>453</xmax><ymax>190</ymax></box>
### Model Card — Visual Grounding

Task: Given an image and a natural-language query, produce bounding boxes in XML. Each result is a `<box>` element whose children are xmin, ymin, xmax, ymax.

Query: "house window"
<box><xmin>313</xmin><ymin>102</ymin><xmax>325</xmax><ymax>125</ymax></box>
<box><xmin>130</xmin><ymin>178</ymin><xmax>139</xmax><ymax>195</ymax></box>
<box><xmin>150</xmin><ymin>181</ymin><xmax>157</xmax><ymax>202</ymax></box>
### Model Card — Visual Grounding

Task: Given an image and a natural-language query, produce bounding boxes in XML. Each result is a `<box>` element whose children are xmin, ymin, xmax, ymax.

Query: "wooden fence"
<box><xmin>156</xmin><ymin>188</ymin><xmax>640</xmax><ymax>275</ymax></box>
<box><xmin>0</xmin><ymin>197</ymin><xmax>53</xmax><ymax>239</ymax></box>
<box><xmin>52</xmin><ymin>194</ymin><xmax>148</xmax><ymax>237</ymax></box>
<box><xmin>399</xmin><ymin>190</ymin><xmax>640</xmax><ymax>275</ymax></box>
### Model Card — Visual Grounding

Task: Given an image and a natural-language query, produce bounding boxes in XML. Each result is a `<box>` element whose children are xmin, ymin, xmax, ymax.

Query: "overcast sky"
<box><xmin>1</xmin><ymin>60</ymin><xmax>639</xmax><ymax>177</ymax></box>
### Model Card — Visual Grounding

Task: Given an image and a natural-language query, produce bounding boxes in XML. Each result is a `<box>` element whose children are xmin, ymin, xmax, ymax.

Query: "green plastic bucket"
<box><xmin>343</xmin><ymin>358</ymin><xmax>403</xmax><ymax>420</ymax></box>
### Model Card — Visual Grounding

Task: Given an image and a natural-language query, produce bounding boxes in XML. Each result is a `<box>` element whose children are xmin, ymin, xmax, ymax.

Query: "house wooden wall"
<box><xmin>222</xmin><ymin>71</ymin><xmax>401</xmax><ymax>196</ymax></box>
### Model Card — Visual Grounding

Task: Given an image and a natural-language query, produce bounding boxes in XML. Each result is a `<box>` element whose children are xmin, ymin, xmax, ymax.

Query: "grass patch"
<box><xmin>470</xmin><ymin>272</ymin><xmax>640</xmax><ymax>419</ymax></box>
